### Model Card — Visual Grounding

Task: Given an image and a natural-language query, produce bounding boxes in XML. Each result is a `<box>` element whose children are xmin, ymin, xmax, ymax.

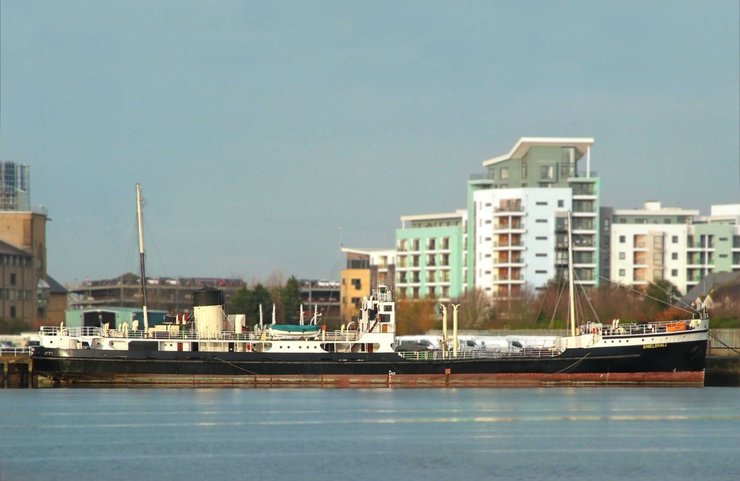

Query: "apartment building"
<box><xmin>340</xmin><ymin>248</ymin><xmax>395</xmax><ymax>322</ymax></box>
<box><xmin>68</xmin><ymin>275</ymin><xmax>246</xmax><ymax>313</ymax></box>
<box><xmin>338</xmin><ymin>137</ymin><xmax>602</xmax><ymax>305</ymax></box>
<box><xmin>0</xmin><ymin>161</ymin><xmax>30</xmax><ymax>211</ymax></box>
<box><xmin>611</xmin><ymin>202</ymin><xmax>740</xmax><ymax>294</ymax></box>
<box><xmin>0</xmin><ymin>160</ymin><xmax>66</xmax><ymax>326</ymax></box>
<box><xmin>466</xmin><ymin>138</ymin><xmax>601</xmax><ymax>300</ymax></box>
<box><xmin>395</xmin><ymin>211</ymin><xmax>465</xmax><ymax>301</ymax></box>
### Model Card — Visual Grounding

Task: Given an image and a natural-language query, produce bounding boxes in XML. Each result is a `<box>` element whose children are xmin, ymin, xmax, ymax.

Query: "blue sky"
<box><xmin>1</xmin><ymin>0</ymin><xmax>738</xmax><ymax>285</ymax></box>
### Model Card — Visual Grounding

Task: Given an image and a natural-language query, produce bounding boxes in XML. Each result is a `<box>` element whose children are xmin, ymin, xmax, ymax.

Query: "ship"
<box><xmin>32</xmin><ymin>186</ymin><xmax>709</xmax><ymax>387</ymax></box>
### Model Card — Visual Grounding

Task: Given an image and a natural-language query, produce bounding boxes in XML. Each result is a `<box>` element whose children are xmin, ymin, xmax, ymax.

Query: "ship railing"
<box><xmin>598</xmin><ymin>318</ymin><xmax>703</xmax><ymax>338</ymax></box>
<box><xmin>323</xmin><ymin>331</ymin><xmax>360</xmax><ymax>342</ymax></box>
<box><xmin>38</xmin><ymin>325</ymin><xmax>367</xmax><ymax>343</ymax></box>
<box><xmin>398</xmin><ymin>348</ymin><xmax>560</xmax><ymax>361</ymax></box>
<box><xmin>39</xmin><ymin>326</ymin><xmax>103</xmax><ymax>337</ymax></box>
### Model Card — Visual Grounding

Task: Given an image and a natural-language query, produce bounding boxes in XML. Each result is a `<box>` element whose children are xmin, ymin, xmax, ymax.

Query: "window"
<box><xmin>351</xmin><ymin>278</ymin><xmax>362</xmax><ymax>290</ymax></box>
<box><xmin>619</xmin><ymin>252</ymin><xmax>625</xmax><ymax>260</ymax></box>
<box><xmin>10</xmin><ymin>273</ymin><xmax>16</xmax><ymax>286</ymax></box>
<box><xmin>540</xmin><ymin>165</ymin><xmax>554</xmax><ymax>180</ymax></box>
<box><xmin>619</xmin><ymin>269</ymin><xmax>626</xmax><ymax>276</ymax></box>
<box><xmin>671</xmin><ymin>253</ymin><xmax>678</xmax><ymax>260</ymax></box>
<box><xmin>672</xmin><ymin>235</ymin><xmax>678</xmax><ymax>243</ymax></box>
<box><xmin>619</xmin><ymin>235</ymin><xmax>626</xmax><ymax>243</ymax></box>
<box><xmin>536</xmin><ymin>236</ymin><xmax>547</xmax><ymax>240</ymax></box>
<box><xmin>535</xmin><ymin>270</ymin><xmax>547</xmax><ymax>274</ymax></box>
<box><xmin>671</xmin><ymin>269</ymin><xmax>678</xmax><ymax>277</ymax></box>
<box><xmin>522</xmin><ymin>160</ymin><xmax>528</xmax><ymax>177</ymax></box>
<box><xmin>536</xmin><ymin>219</ymin><xmax>547</xmax><ymax>223</ymax></box>
<box><xmin>500</xmin><ymin>167</ymin><xmax>509</xmax><ymax>180</ymax></box>
<box><xmin>536</xmin><ymin>253</ymin><xmax>547</xmax><ymax>257</ymax></box>
<box><xmin>558</xmin><ymin>200</ymin><xmax>564</xmax><ymax>208</ymax></box>
<box><xmin>536</xmin><ymin>201</ymin><xmax>547</xmax><ymax>206</ymax></box>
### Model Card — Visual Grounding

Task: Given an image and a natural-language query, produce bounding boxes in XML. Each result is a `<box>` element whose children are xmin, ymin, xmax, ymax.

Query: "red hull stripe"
<box><xmin>55</xmin><ymin>370</ymin><xmax>705</xmax><ymax>387</ymax></box>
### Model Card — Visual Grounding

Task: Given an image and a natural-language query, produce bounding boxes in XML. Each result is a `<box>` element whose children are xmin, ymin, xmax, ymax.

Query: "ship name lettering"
<box><xmin>643</xmin><ymin>343</ymin><xmax>667</xmax><ymax>349</ymax></box>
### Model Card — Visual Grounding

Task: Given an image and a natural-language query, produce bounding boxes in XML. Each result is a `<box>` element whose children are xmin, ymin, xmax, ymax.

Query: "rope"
<box><xmin>555</xmin><ymin>352</ymin><xmax>591</xmax><ymax>374</ymax></box>
<box><xmin>213</xmin><ymin>357</ymin><xmax>257</xmax><ymax>375</ymax></box>
<box><xmin>709</xmin><ymin>332</ymin><xmax>740</xmax><ymax>356</ymax></box>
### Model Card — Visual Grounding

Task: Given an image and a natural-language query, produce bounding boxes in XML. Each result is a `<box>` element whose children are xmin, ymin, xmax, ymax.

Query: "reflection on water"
<box><xmin>1</xmin><ymin>388</ymin><xmax>738</xmax><ymax>481</ymax></box>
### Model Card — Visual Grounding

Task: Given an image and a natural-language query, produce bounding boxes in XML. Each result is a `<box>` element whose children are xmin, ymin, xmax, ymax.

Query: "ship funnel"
<box><xmin>193</xmin><ymin>288</ymin><xmax>225</xmax><ymax>338</ymax></box>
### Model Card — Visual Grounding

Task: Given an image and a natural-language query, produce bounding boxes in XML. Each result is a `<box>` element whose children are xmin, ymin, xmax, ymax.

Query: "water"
<box><xmin>0</xmin><ymin>388</ymin><xmax>738</xmax><ymax>481</ymax></box>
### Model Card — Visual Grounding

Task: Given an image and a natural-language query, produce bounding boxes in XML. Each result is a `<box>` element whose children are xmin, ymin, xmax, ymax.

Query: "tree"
<box><xmin>226</xmin><ymin>284</ymin><xmax>273</xmax><ymax>327</ymax></box>
<box><xmin>644</xmin><ymin>280</ymin><xmax>682</xmax><ymax>316</ymax></box>
<box><xmin>454</xmin><ymin>288</ymin><xmax>494</xmax><ymax>329</ymax></box>
<box><xmin>395</xmin><ymin>298</ymin><xmax>438</xmax><ymax>335</ymax></box>
<box><xmin>226</xmin><ymin>287</ymin><xmax>250</xmax><ymax>316</ymax></box>
<box><xmin>281</xmin><ymin>276</ymin><xmax>303</xmax><ymax>323</ymax></box>
<box><xmin>503</xmin><ymin>287</ymin><xmax>539</xmax><ymax>327</ymax></box>
<box><xmin>0</xmin><ymin>318</ymin><xmax>31</xmax><ymax>334</ymax></box>
<box><xmin>251</xmin><ymin>284</ymin><xmax>274</xmax><ymax>323</ymax></box>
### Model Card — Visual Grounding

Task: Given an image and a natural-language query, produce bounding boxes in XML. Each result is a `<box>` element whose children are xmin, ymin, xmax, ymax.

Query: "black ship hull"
<box><xmin>33</xmin><ymin>338</ymin><xmax>707</xmax><ymax>387</ymax></box>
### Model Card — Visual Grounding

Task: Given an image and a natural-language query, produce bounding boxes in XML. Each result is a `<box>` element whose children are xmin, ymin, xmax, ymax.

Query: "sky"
<box><xmin>0</xmin><ymin>0</ymin><xmax>738</xmax><ymax>286</ymax></box>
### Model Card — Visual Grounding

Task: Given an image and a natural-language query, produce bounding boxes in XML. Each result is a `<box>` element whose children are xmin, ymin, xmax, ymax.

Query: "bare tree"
<box><xmin>453</xmin><ymin>288</ymin><xmax>494</xmax><ymax>330</ymax></box>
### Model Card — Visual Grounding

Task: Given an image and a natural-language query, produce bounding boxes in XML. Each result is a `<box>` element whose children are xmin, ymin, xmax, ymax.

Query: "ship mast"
<box><xmin>136</xmin><ymin>184</ymin><xmax>149</xmax><ymax>330</ymax></box>
<box><xmin>567</xmin><ymin>211</ymin><xmax>576</xmax><ymax>337</ymax></box>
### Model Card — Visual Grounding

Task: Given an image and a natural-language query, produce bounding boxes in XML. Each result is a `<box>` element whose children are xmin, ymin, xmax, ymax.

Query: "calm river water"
<box><xmin>0</xmin><ymin>387</ymin><xmax>738</xmax><ymax>481</ymax></box>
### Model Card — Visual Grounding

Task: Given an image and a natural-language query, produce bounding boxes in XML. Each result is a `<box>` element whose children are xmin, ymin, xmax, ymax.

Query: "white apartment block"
<box><xmin>611</xmin><ymin>202</ymin><xmax>740</xmax><ymax>294</ymax></box>
<box><xmin>473</xmin><ymin>188</ymin><xmax>573</xmax><ymax>298</ymax></box>
<box><xmin>466</xmin><ymin>138</ymin><xmax>600</xmax><ymax>301</ymax></box>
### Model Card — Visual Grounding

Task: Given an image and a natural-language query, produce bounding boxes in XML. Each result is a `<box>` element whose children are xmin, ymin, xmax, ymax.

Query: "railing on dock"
<box><xmin>0</xmin><ymin>347</ymin><xmax>34</xmax><ymax>356</ymax></box>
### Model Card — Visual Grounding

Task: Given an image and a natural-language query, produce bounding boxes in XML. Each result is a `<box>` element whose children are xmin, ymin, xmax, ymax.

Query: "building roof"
<box><xmin>45</xmin><ymin>275</ymin><xmax>68</xmax><ymax>294</ymax></box>
<box><xmin>341</xmin><ymin>247</ymin><xmax>395</xmax><ymax>256</ymax></box>
<box><xmin>400</xmin><ymin>211</ymin><xmax>464</xmax><ymax>222</ymax></box>
<box><xmin>483</xmin><ymin>137</ymin><xmax>594</xmax><ymax>167</ymax></box>
<box><xmin>613</xmin><ymin>201</ymin><xmax>699</xmax><ymax>217</ymax></box>
<box><xmin>0</xmin><ymin>239</ymin><xmax>30</xmax><ymax>257</ymax></box>
<box><xmin>680</xmin><ymin>272</ymin><xmax>740</xmax><ymax>306</ymax></box>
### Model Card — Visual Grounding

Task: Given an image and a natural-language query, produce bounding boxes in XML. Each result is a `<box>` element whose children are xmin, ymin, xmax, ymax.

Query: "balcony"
<box><xmin>570</xmin><ymin>183</ymin><xmax>596</xmax><ymax>196</ymax></box>
<box><xmin>494</xmin><ymin>204</ymin><xmax>524</xmax><ymax>214</ymax></box>
<box><xmin>493</xmin><ymin>241</ymin><xmax>525</xmax><ymax>250</ymax></box>
<box><xmin>493</xmin><ymin>221</ymin><xmax>526</xmax><ymax>234</ymax></box>
<box><xmin>494</xmin><ymin>259</ymin><xmax>526</xmax><ymax>268</ymax></box>
<box><xmin>492</xmin><ymin>274</ymin><xmax>525</xmax><ymax>285</ymax></box>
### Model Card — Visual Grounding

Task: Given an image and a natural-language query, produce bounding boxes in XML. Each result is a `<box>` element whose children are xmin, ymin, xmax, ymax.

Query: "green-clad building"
<box><xmin>395</xmin><ymin>211</ymin><xmax>465</xmax><ymax>300</ymax></box>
